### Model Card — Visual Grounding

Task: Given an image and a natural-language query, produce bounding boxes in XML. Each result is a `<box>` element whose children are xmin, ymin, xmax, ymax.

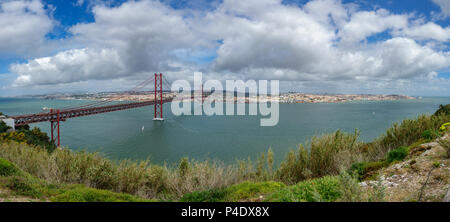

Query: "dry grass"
<box><xmin>0</xmin><ymin>112</ymin><xmax>448</xmax><ymax>199</ymax></box>
<box><xmin>0</xmin><ymin>142</ymin><xmax>254</xmax><ymax>199</ymax></box>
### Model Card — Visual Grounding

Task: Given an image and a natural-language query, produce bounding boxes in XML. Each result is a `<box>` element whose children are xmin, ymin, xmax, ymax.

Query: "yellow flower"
<box><xmin>440</xmin><ymin>123</ymin><xmax>450</xmax><ymax>131</ymax></box>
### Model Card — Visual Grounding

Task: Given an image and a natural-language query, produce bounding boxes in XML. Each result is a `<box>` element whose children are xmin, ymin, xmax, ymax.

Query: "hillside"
<box><xmin>0</xmin><ymin>105</ymin><xmax>449</xmax><ymax>202</ymax></box>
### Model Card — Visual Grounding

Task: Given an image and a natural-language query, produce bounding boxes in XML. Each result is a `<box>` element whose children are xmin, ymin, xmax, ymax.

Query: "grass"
<box><xmin>0</xmin><ymin>157</ymin><xmax>148</xmax><ymax>202</ymax></box>
<box><xmin>0</xmin><ymin>158</ymin><xmax>19</xmax><ymax>177</ymax></box>
<box><xmin>266</xmin><ymin>176</ymin><xmax>341</xmax><ymax>202</ymax></box>
<box><xmin>181</xmin><ymin>181</ymin><xmax>285</xmax><ymax>202</ymax></box>
<box><xmin>0</xmin><ymin>106</ymin><xmax>449</xmax><ymax>201</ymax></box>
<box><xmin>50</xmin><ymin>186</ymin><xmax>148</xmax><ymax>202</ymax></box>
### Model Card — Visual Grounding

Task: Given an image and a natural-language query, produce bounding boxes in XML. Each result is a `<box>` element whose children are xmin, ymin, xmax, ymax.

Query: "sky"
<box><xmin>0</xmin><ymin>0</ymin><xmax>450</xmax><ymax>97</ymax></box>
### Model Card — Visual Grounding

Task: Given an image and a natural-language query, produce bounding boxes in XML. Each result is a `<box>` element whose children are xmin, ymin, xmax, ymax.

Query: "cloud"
<box><xmin>8</xmin><ymin>0</ymin><xmax>450</xmax><ymax>96</ymax></box>
<box><xmin>0</xmin><ymin>0</ymin><xmax>54</xmax><ymax>57</ymax></box>
<box><xmin>11</xmin><ymin>48</ymin><xmax>126</xmax><ymax>86</ymax></box>
<box><xmin>433</xmin><ymin>0</ymin><xmax>450</xmax><ymax>18</ymax></box>
<box><xmin>338</xmin><ymin>8</ymin><xmax>409</xmax><ymax>47</ymax></box>
<box><xmin>397</xmin><ymin>22</ymin><xmax>450</xmax><ymax>42</ymax></box>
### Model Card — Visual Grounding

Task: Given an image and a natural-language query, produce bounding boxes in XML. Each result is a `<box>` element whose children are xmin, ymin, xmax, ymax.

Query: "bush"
<box><xmin>276</xmin><ymin>130</ymin><xmax>362</xmax><ymax>184</ymax></box>
<box><xmin>0</xmin><ymin>124</ymin><xmax>56</xmax><ymax>152</ymax></box>
<box><xmin>350</xmin><ymin>161</ymin><xmax>388</xmax><ymax>181</ymax></box>
<box><xmin>386</xmin><ymin>146</ymin><xmax>409</xmax><ymax>163</ymax></box>
<box><xmin>422</xmin><ymin>129</ymin><xmax>440</xmax><ymax>141</ymax></box>
<box><xmin>434</xmin><ymin>104</ymin><xmax>450</xmax><ymax>116</ymax></box>
<box><xmin>0</xmin><ymin>158</ymin><xmax>19</xmax><ymax>177</ymax></box>
<box><xmin>368</xmin><ymin>113</ymin><xmax>450</xmax><ymax>161</ymax></box>
<box><xmin>267</xmin><ymin>176</ymin><xmax>341</xmax><ymax>202</ymax></box>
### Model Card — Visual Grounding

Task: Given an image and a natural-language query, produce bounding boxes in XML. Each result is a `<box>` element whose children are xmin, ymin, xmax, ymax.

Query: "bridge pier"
<box><xmin>153</xmin><ymin>73</ymin><xmax>164</xmax><ymax>121</ymax></box>
<box><xmin>50</xmin><ymin>109</ymin><xmax>61</xmax><ymax>147</ymax></box>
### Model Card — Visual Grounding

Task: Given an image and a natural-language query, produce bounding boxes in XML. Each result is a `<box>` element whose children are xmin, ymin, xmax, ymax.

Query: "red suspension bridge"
<box><xmin>10</xmin><ymin>73</ymin><xmax>205</xmax><ymax>147</ymax></box>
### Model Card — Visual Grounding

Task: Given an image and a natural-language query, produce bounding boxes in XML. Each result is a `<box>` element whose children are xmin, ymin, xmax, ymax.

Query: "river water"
<box><xmin>1</xmin><ymin>97</ymin><xmax>449</xmax><ymax>165</ymax></box>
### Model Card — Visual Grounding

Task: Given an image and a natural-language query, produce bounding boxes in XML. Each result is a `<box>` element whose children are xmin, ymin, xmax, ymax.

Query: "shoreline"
<box><xmin>8</xmin><ymin>93</ymin><xmax>416</xmax><ymax>104</ymax></box>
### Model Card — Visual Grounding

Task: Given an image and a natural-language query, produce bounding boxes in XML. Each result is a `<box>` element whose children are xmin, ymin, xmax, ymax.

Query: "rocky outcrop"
<box><xmin>360</xmin><ymin>133</ymin><xmax>450</xmax><ymax>202</ymax></box>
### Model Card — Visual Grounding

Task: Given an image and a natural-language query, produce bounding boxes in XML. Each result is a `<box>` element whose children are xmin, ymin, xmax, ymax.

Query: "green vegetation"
<box><xmin>0</xmin><ymin>104</ymin><xmax>449</xmax><ymax>202</ymax></box>
<box><xmin>181</xmin><ymin>181</ymin><xmax>284</xmax><ymax>202</ymax></box>
<box><xmin>432</xmin><ymin>162</ymin><xmax>440</xmax><ymax>168</ymax></box>
<box><xmin>0</xmin><ymin>158</ymin><xmax>19</xmax><ymax>177</ymax></box>
<box><xmin>0</xmin><ymin>157</ymin><xmax>148</xmax><ymax>202</ymax></box>
<box><xmin>350</xmin><ymin>161</ymin><xmax>388</xmax><ymax>181</ymax></box>
<box><xmin>50</xmin><ymin>186</ymin><xmax>148</xmax><ymax>202</ymax></box>
<box><xmin>0</xmin><ymin>124</ymin><xmax>56</xmax><ymax>152</ymax></box>
<box><xmin>267</xmin><ymin>176</ymin><xmax>340</xmax><ymax>202</ymax></box>
<box><xmin>434</xmin><ymin>104</ymin><xmax>450</xmax><ymax>116</ymax></box>
<box><xmin>422</xmin><ymin>129</ymin><xmax>440</xmax><ymax>141</ymax></box>
<box><xmin>386</xmin><ymin>146</ymin><xmax>409</xmax><ymax>163</ymax></box>
<box><xmin>276</xmin><ymin>130</ymin><xmax>362</xmax><ymax>184</ymax></box>
<box><xmin>0</xmin><ymin>121</ymin><xmax>11</xmax><ymax>133</ymax></box>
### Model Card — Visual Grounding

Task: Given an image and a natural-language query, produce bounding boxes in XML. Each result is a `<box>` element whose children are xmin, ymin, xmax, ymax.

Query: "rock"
<box><xmin>359</xmin><ymin>182</ymin><xmax>368</xmax><ymax>187</ymax></box>
<box><xmin>444</xmin><ymin>187</ymin><xmax>450</xmax><ymax>202</ymax></box>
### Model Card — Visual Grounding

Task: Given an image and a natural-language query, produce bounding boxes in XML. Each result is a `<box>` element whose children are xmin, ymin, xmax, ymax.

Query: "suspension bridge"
<box><xmin>10</xmin><ymin>73</ymin><xmax>205</xmax><ymax>147</ymax></box>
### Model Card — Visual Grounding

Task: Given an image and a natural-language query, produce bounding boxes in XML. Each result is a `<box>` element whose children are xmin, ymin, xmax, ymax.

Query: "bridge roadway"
<box><xmin>11</xmin><ymin>98</ymin><xmax>175</xmax><ymax>126</ymax></box>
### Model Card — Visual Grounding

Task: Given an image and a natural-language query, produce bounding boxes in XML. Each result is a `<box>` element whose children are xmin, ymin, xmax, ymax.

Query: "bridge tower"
<box><xmin>153</xmin><ymin>73</ymin><xmax>164</xmax><ymax>121</ymax></box>
<box><xmin>50</xmin><ymin>109</ymin><xmax>61</xmax><ymax>147</ymax></box>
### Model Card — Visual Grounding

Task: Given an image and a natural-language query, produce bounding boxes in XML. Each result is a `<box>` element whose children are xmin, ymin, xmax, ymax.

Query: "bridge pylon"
<box><xmin>50</xmin><ymin>109</ymin><xmax>61</xmax><ymax>147</ymax></box>
<box><xmin>153</xmin><ymin>73</ymin><xmax>164</xmax><ymax>121</ymax></box>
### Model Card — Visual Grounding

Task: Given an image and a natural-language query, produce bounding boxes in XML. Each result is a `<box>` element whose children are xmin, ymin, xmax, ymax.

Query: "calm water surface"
<box><xmin>1</xmin><ymin>97</ymin><xmax>449</xmax><ymax>165</ymax></box>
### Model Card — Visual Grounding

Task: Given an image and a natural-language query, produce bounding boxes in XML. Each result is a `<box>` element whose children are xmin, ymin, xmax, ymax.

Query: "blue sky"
<box><xmin>1</xmin><ymin>0</ymin><xmax>450</xmax><ymax>96</ymax></box>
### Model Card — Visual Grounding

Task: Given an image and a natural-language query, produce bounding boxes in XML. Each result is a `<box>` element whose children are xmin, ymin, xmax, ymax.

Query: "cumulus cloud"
<box><xmin>433</xmin><ymin>0</ymin><xmax>450</xmax><ymax>18</ymax></box>
<box><xmin>0</xmin><ymin>0</ymin><xmax>53</xmax><ymax>57</ymax></box>
<box><xmin>338</xmin><ymin>8</ymin><xmax>409</xmax><ymax>47</ymax></box>
<box><xmin>8</xmin><ymin>0</ymin><xmax>450</xmax><ymax>96</ymax></box>
<box><xmin>397</xmin><ymin>22</ymin><xmax>450</xmax><ymax>42</ymax></box>
<box><xmin>11</xmin><ymin>48</ymin><xmax>127</xmax><ymax>86</ymax></box>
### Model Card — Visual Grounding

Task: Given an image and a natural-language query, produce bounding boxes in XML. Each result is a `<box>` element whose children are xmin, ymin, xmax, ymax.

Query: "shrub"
<box><xmin>350</xmin><ymin>161</ymin><xmax>388</xmax><ymax>181</ymax></box>
<box><xmin>0</xmin><ymin>124</ymin><xmax>56</xmax><ymax>152</ymax></box>
<box><xmin>386</xmin><ymin>146</ymin><xmax>409</xmax><ymax>163</ymax></box>
<box><xmin>267</xmin><ymin>176</ymin><xmax>341</xmax><ymax>202</ymax></box>
<box><xmin>422</xmin><ymin>129</ymin><xmax>440</xmax><ymax>141</ymax></box>
<box><xmin>434</xmin><ymin>104</ymin><xmax>450</xmax><ymax>116</ymax></box>
<box><xmin>367</xmin><ymin>113</ymin><xmax>450</xmax><ymax>161</ymax></box>
<box><xmin>0</xmin><ymin>158</ymin><xmax>19</xmax><ymax>177</ymax></box>
<box><xmin>276</xmin><ymin>130</ymin><xmax>362</xmax><ymax>184</ymax></box>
